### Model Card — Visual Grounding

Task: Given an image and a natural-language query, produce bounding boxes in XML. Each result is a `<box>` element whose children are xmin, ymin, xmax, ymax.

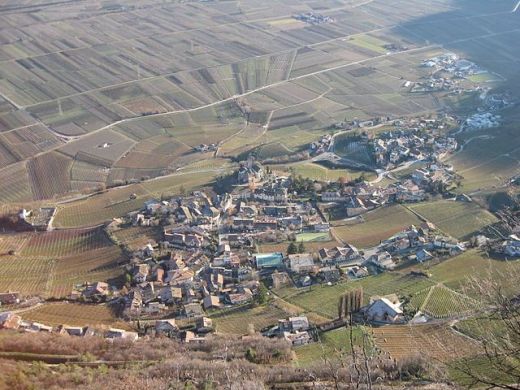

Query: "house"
<box><xmin>313</xmin><ymin>223</ymin><xmax>330</xmax><ymax>233</ymax></box>
<box><xmin>63</xmin><ymin>326</ymin><xmax>84</xmax><ymax>337</ymax></box>
<box><xmin>287</xmin><ymin>253</ymin><xmax>315</xmax><ymax>273</ymax></box>
<box><xmin>133</xmin><ymin>264</ymin><xmax>149</xmax><ymax>283</ymax></box>
<box><xmin>28</xmin><ymin>322</ymin><xmax>53</xmax><ymax>333</ymax></box>
<box><xmin>279</xmin><ymin>316</ymin><xmax>310</xmax><ymax>332</ymax></box>
<box><xmin>503</xmin><ymin>235</ymin><xmax>520</xmax><ymax>257</ymax></box>
<box><xmin>364</xmin><ymin>297</ymin><xmax>404</xmax><ymax>323</ymax></box>
<box><xmin>318</xmin><ymin>246</ymin><xmax>361</xmax><ymax>266</ymax></box>
<box><xmin>321</xmin><ymin>191</ymin><xmax>344</xmax><ymax>202</ymax></box>
<box><xmin>203</xmin><ymin>295</ymin><xmax>221</xmax><ymax>310</ymax></box>
<box><xmin>416</xmin><ymin>249</ymin><xmax>433</xmax><ymax>263</ymax></box>
<box><xmin>283</xmin><ymin>330</ymin><xmax>312</xmax><ymax>346</ymax></box>
<box><xmin>345</xmin><ymin>197</ymin><xmax>368</xmax><ymax>217</ymax></box>
<box><xmin>347</xmin><ymin>266</ymin><xmax>369</xmax><ymax>279</ymax></box>
<box><xmin>0</xmin><ymin>292</ymin><xmax>21</xmax><ymax>305</ymax></box>
<box><xmin>369</xmin><ymin>251</ymin><xmax>396</xmax><ymax>270</ymax></box>
<box><xmin>106</xmin><ymin>328</ymin><xmax>139</xmax><ymax>342</ymax></box>
<box><xmin>155</xmin><ymin>319</ymin><xmax>178</xmax><ymax>335</ymax></box>
<box><xmin>0</xmin><ymin>312</ymin><xmax>21</xmax><ymax>330</ymax></box>
<box><xmin>139</xmin><ymin>282</ymin><xmax>156</xmax><ymax>303</ymax></box>
<box><xmin>159</xmin><ymin>286</ymin><xmax>183</xmax><ymax>304</ymax></box>
<box><xmin>144</xmin><ymin>302</ymin><xmax>167</xmax><ymax>314</ymax></box>
<box><xmin>184</xmin><ymin>303</ymin><xmax>204</xmax><ymax>318</ymax></box>
<box><xmin>196</xmin><ymin>317</ymin><xmax>213</xmax><ymax>333</ymax></box>
<box><xmin>83</xmin><ymin>282</ymin><xmax>109</xmax><ymax>298</ymax></box>
<box><xmin>124</xmin><ymin>290</ymin><xmax>143</xmax><ymax>316</ymax></box>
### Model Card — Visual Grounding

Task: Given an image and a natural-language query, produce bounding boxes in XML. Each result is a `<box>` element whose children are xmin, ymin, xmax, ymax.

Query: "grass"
<box><xmin>270</xmin><ymin>162</ymin><xmax>374</xmax><ymax>183</ymax></box>
<box><xmin>407</xmin><ymin>200</ymin><xmax>498</xmax><ymax>239</ymax></box>
<box><xmin>294</xmin><ymin>326</ymin><xmax>369</xmax><ymax>367</ymax></box>
<box><xmin>422</xmin><ymin>249</ymin><xmax>520</xmax><ymax>295</ymax></box>
<box><xmin>212</xmin><ymin>305</ymin><xmax>288</xmax><ymax>335</ymax></box>
<box><xmin>294</xmin><ymin>232</ymin><xmax>330</xmax><ymax>242</ymax></box>
<box><xmin>332</xmin><ymin>205</ymin><xmax>422</xmax><ymax>248</ymax></box>
<box><xmin>284</xmin><ymin>273</ymin><xmax>435</xmax><ymax>319</ymax></box>
<box><xmin>54</xmin><ymin>170</ymin><xmax>220</xmax><ymax>228</ymax></box>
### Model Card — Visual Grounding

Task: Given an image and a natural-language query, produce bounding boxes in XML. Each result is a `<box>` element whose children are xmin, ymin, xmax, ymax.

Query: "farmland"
<box><xmin>282</xmin><ymin>273</ymin><xmax>435</xmax><ymax>319</ymax></box>
<box><xmin>20</xmin><ymin>227</ymin><xmax>111</xmax><ymax>257</ymax></box>
<box><xmin>22</xmin><ymin>303</ymin><xmax>121</xmax><ymax>328</ymax></box>
<box><xmin>212</xmin><ymin>305</ymin><xmax>288</xmax><ymax>335</ymax></box>
<box><xmin>0</xmin><ymin>227</ymin><xmax>125</xmax><ymax>298</ymax></box>
<box><xmin>332</xmin><ymin>205</ymin><xmax>423</xmax><ymax>248</ymax></box>
<box><xmin>372</xmin><ymin>324</ymin><xmax>477</xmax><ymax>362</ymax></box>
<box><xmin>0</xmin><ymin>0</ymin><xmax>515</xmax><ymax>204</ymax></box>
<box><xmin>407</xmin><ymin>200</ymin><xmax>498</xmax><ymax>239</ymax></box>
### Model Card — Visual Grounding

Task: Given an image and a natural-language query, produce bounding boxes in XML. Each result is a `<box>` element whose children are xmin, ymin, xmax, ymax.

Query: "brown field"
<box><xmin>20</xmin><ymin>227</ymin><xmax>112</xmax><ymax>257</ymax></box>
<box><xmin>27</xmin><ymin>152</ymin><xmax>72</xmax><ymax>200</ymax></box>
<box><xmin>372</xmin><ymin>324</ymin><xmax>477</xmax><ymax>362</ymax></box>
<box><xmin>112</xmin><ymin>226</ymin><xmax>163</xmax><ymax>251</ymax></box>
<box><xmin>22</xmin><ymin>303</ymin><xmax>125</xmax><ymax>328</ymax></box>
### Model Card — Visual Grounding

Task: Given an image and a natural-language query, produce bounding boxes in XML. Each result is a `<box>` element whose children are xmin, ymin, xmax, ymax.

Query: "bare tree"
<box><xmin>452</xmin><ymin>268</ymin><xmax>520</xmax><ymax>389</ymax></box>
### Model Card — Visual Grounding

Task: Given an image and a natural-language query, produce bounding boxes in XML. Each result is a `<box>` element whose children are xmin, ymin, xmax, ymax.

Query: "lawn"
<box><xmin>423</xmin><ymin>249</ymin><xmax>520</xmax><ymax>295</ymax></box>
<box><xmin>295</xmin><ymin>232</ymin><xmax>330</xmax><ymax>242</ymax></box>
<box><xmin>408</xmin><ymin>200</ymin><xmax>498</xmax><ymax>239</ymax></box>
<box><xmin>212</xmin><ymin>305</ymin><xmax>288</xmax><ymax>335</ymax></box>
<box><xmin>332</xmin><ymin>205</ymin><xmax>422</xmax><ymax>248</ymax></box>
<box><xmin>285</xmin><ymin>273</ymin><xmax>435</xmax><ymax>319</ymax></box>
<box><xmin>294</xmin><ymin>326</ymin><xmax>369</xmax><ymax>367</ymax></box>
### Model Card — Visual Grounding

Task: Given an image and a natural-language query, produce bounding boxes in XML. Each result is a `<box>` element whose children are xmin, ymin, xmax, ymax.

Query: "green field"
<box><xmin>421</xmin><ymin>249</ymin><xmax>520</xmax><ymax>294</ymax></box>
<box><xmin>408</xmin><ymin>200</ymin><xmax>498</xmax><ymax>239</ymax></box>
<box><xmin>283</xmin><ymin>273</ymin><xmax>435</xmax><ymax>319</ymax></box>
<box><xmin>295</xmin><ymin>232</ymin><xmax>330</xmax><ymax>242</ymax></box>
<box><xmin>332</xmin><ymin>205</ymin><xmax>422</xmax><ymax>248</ymax></box>
<box><xmin>294</xmin><ymin>326</ymin><xmax>369</xmax><ymax>366</ymax></box>
<box><xmin>212</xmin><ymin>305</ymin><xmax>288</xmax><ymax>335</ymax></box>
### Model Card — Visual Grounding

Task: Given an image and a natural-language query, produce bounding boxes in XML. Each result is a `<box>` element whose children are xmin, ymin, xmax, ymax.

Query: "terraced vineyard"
<box><xmin>409</xmin><ymin>285</ymin><xmax>479</xmax><ymax>319</ymax></box>
<box><xmin>21</xmin><ymin>227</ymin><xmax>112</xmax><ymax>257</ymax></box>
<box><xmin>372</xmin><ymin>324</ymin><xmax>477</xmax><ymax>362</ymax></box>
<box><xmin>112</xmin><ymin>226</ymin><xmax>163</xmax><ymax>251</ymax></box>
<box><xmin>23</xmin><ymin>303</ymin><xmax>123</xmax><ymax>328</ymax></box>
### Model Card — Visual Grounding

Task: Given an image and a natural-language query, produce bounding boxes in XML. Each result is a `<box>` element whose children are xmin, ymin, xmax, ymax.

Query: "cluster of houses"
<box><xmin>422</xmin><ymin>52</ymin><xmax>484</xmax><ymax>78</ymax></box>
<box><xmin>464</xmin><ymin>112</ymin><xmax>500</xmax><ymax>131</ymax></box>
<box><xmin>293</xmin><ymin>12</ymin><xmax>334</xmax><ymax>24</ymax></box>
<box><xmin>0</xmin><ymin>310</ymin><xmax>140</xmax><ymax>341</ymax></box>
<box><xmin>194</xmin><ymin>143</ymin><xmax>218</xmax><ymax>153</ymax></box>
<box><xmin>373</xmin><ymin>128</ymin><xmax>457</xmax><ymax>169</ymax></box>
<box><xmin>309</xmin><ymin>134</ymin><xmax>333</xmax><ymax>155</ymax></box>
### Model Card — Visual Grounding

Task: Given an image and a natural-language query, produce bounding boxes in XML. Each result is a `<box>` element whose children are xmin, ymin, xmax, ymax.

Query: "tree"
<box><xmin>297</xmin><ymin>241</ymin><xmax>306</xmax><ymax>253</ymax></box>
<box><xmin>257</xmin><ymin>283</ymin><xmax>268</xmax><ymax>305</ymax></box>
<box><xmin>450</xmin><ymin>269</ymin><xmax>520</xmax><ymax>389</ymax></box>
<box><xmin>179</xmin><ymin>185</ymin><xmax>186</xmax><ymax>196</ymax></box>
<box><xmin>287</xmin><ymin>242</ymin><xmax>298</xmax><ymax>255</ymax></box>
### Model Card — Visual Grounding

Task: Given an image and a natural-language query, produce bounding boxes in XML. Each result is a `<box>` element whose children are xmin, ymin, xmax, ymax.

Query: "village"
<box><xmin>3</xmin><ymin>142</ymin><xmax>518</xmax><ymax>347</ymax></box>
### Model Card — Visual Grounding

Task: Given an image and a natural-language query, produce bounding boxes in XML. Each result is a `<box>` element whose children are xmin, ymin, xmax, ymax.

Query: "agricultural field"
<box><xmin>212</xmin><ymin>305</ymin><xmax>288</xmax><ymax>335</ymax></box>
<box><xmin>283</xmin><ymin>273</ymin><xmax>435</xmax><ymax>319</ymax></box>
<box><xmin>112</xmin><ymin>226</ymin><xmax>163</xmax><ymax>251</ymax></box>
<box><xmin>407</xmin><ymin>200</ymin><xmax>498</xmax><ymax>239</ymax></box>
<box><xmin>409</xmin><ymin>285</ymin><xmax>479</xmax><ymax>319</ymax></box>
<box><xmin>22</xmin><ymin>303</ymin><xmax>122</xmax><ymax>328</ymax></box>
<box><xmin>372</xmin><ymin>324</ymin><xmax>477</xmax><ymax>362</ymax></box>
<box><xmin>294</xmin><ymin>326</ymin><xmax>368</xmax><ymax>367</ymax></box>
<box><xmin>332</xmin><ymin>205</ymin><xmax>422</xmax><ymax>248</ymax></box>
<box><xmin>20</xmin><ymin>227</ymin><xmax>111</xmax><ymax>257</ymax></box>
<box><xmin>421</xmin><ymin>249</ymin><xmax>520</xmax><ymax>295</ymax></box>
<box><xmin>270</xmin><ymin>162</ymin><xmax>374</xmax><ymax>183</ymax></box>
